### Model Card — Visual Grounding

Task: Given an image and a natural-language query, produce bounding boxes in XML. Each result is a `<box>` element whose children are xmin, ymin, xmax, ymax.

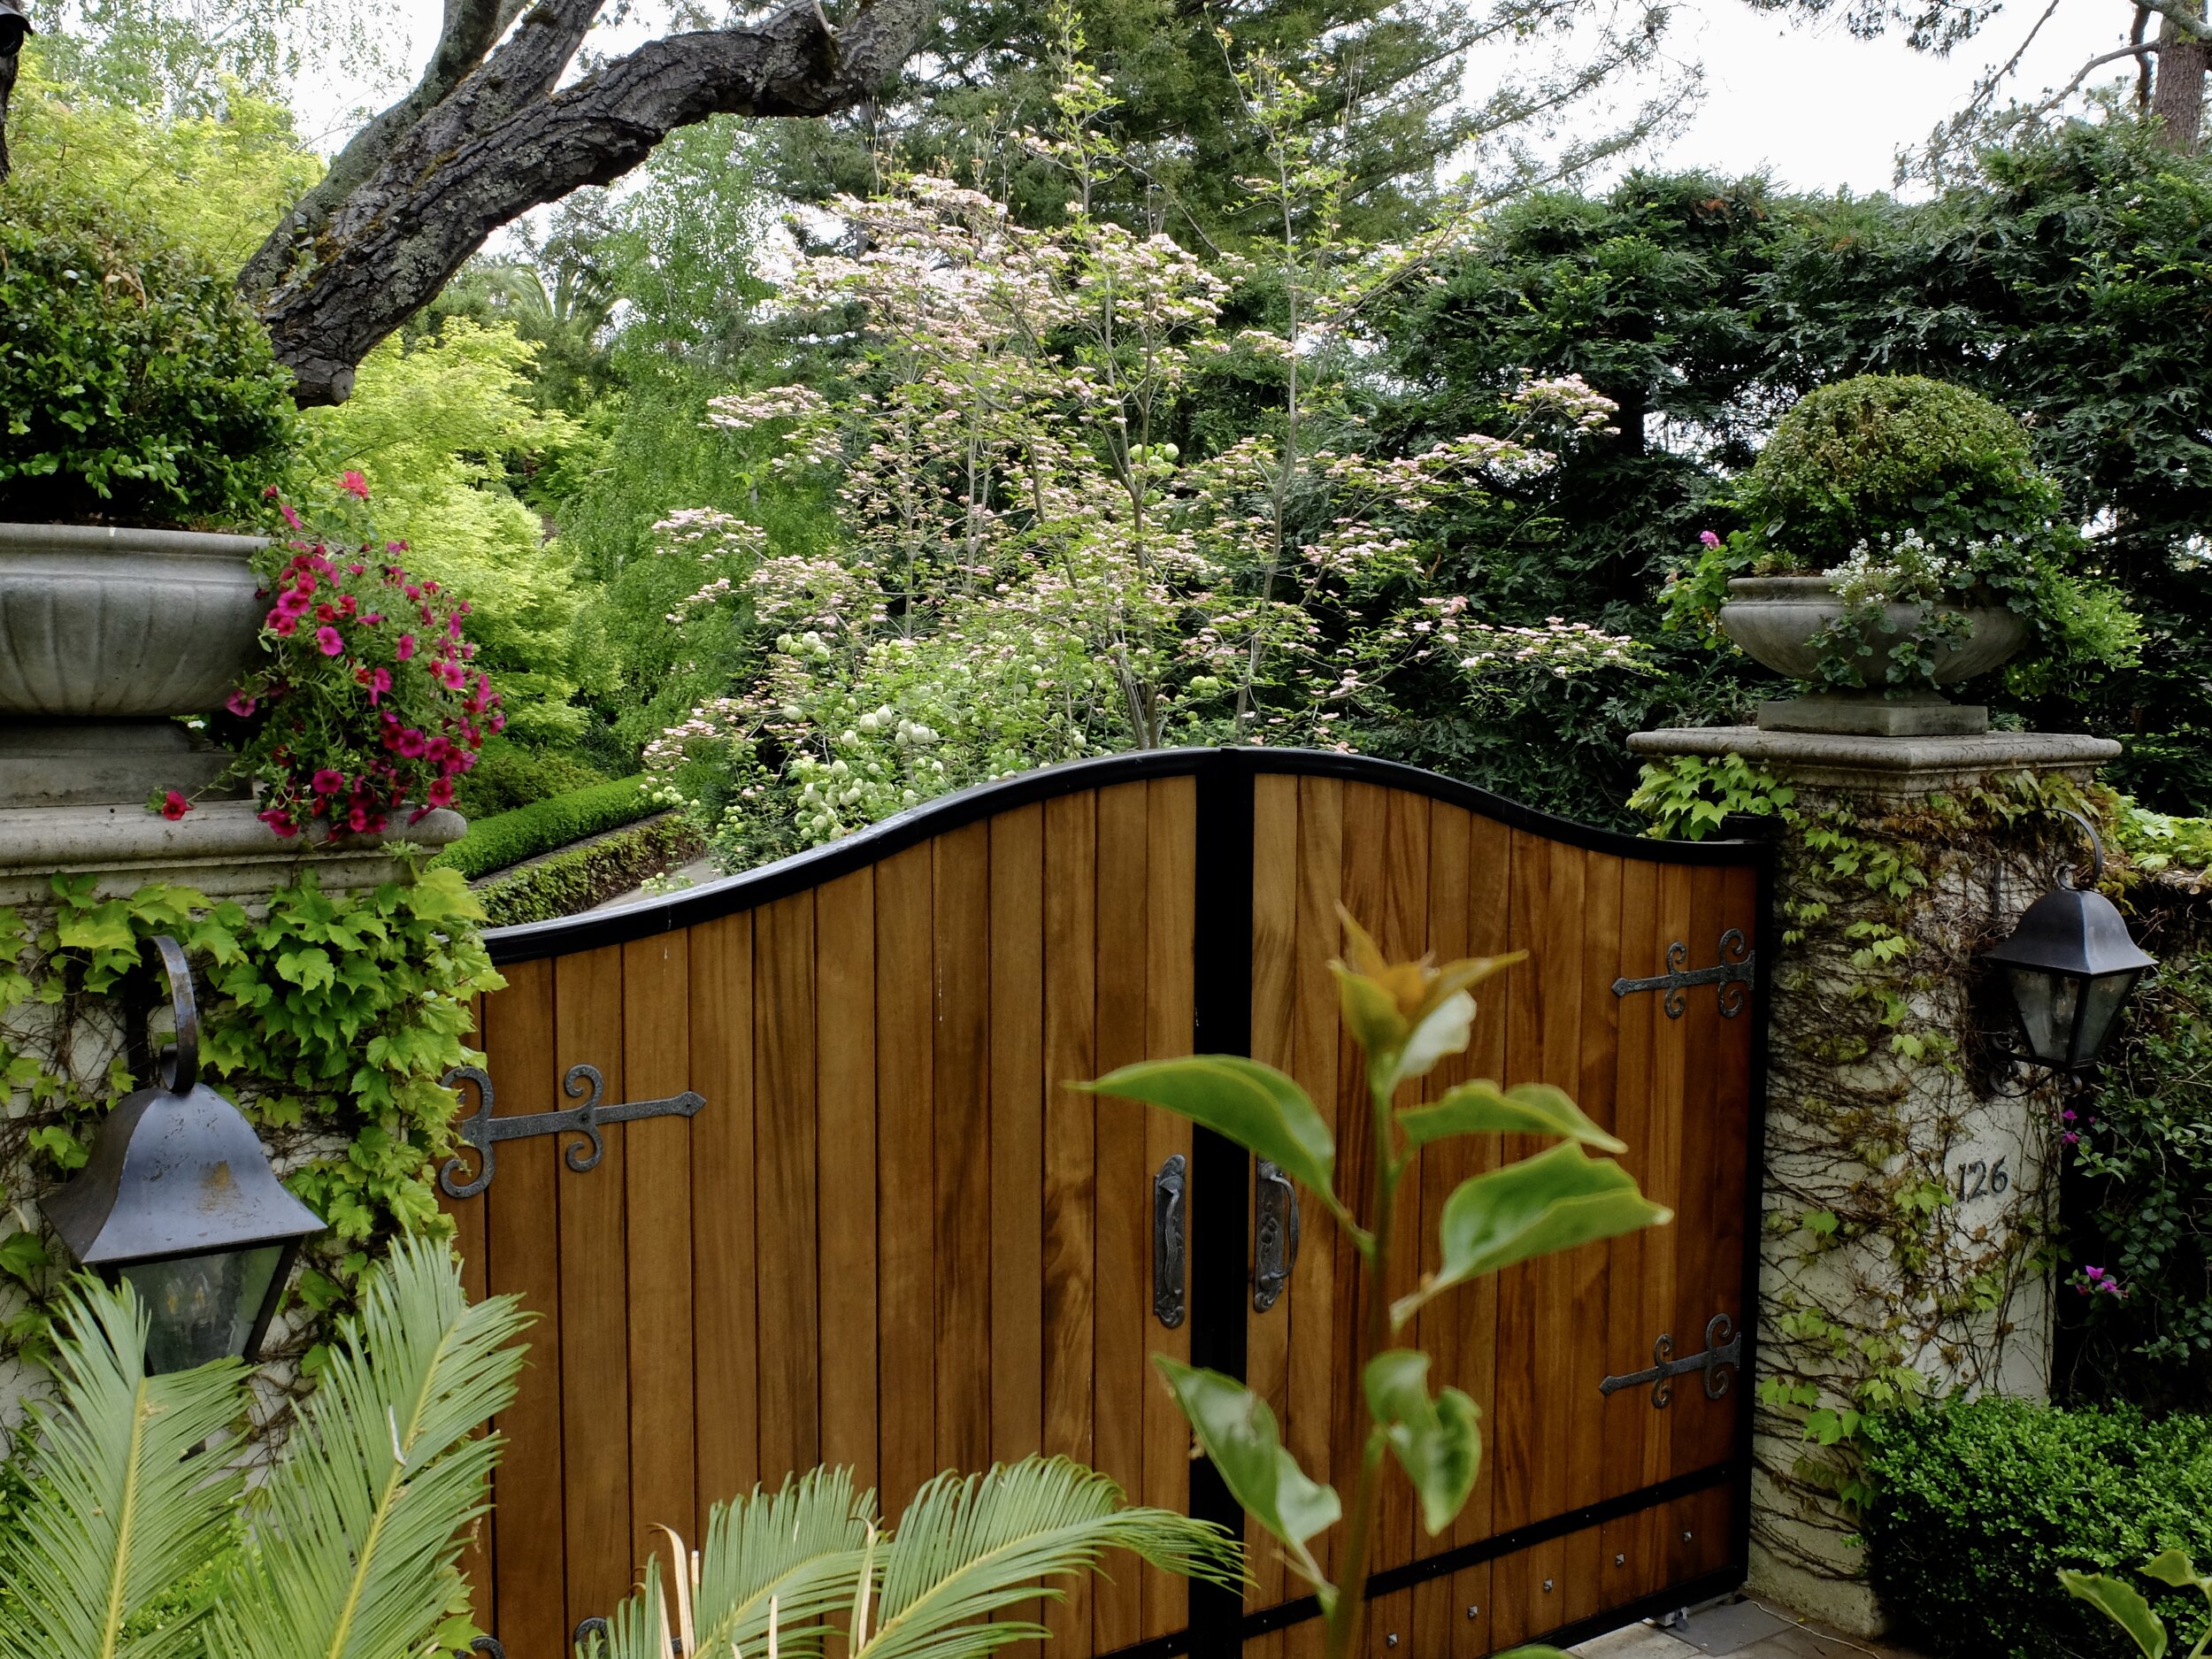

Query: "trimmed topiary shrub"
<box><xmin>1862</xmin><ymin>1396</ymin><xmax>2212</xmax><ymax>1659</ymax></box>
<box><xmin>474</xmin><ymin>815</ymin><xmax>703</xmax><ymax>926</ymax></box>
<box><xmin>0</xmin><ymin>173</ymin><xmax>300</xmax><ymax>526</ymax></box>
<box><xmin>434</xmin><ymin>776</ymin><xmax>656</xmax><ymax>881</ymax></box>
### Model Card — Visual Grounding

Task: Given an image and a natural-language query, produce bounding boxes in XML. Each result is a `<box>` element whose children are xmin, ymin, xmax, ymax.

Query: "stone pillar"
<box><xmin>1627</xmin><ymin>726</ymin><xmax>2120</xmax><ymax>1636</ymax></box>
<box><xmin>0</xmin><ymin>790</ymin><xmax>464</xmax><ymax>1429</ymax></box>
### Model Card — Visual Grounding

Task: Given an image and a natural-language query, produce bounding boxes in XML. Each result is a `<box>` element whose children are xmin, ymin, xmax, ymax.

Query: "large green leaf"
<box><xmin>2139</xmin><ymin>1550</ymin><xmax>2212</xmax><ymax>1594</ymax></box>
<box><xmin>1155</xmin><ymin>1357</ymin><xmax>1338</xmax><ymax>1594</ymax></box>
<box><xmin>1362</xmin><ymin>1351</ymin><xmax>1481</xmax><ymax>1537</ymax></box>
<box><xmin>1393</xmin><ymin>1142</ymin><xmax>1671</xmax><ymax>1325</ymax></box>
<box><xmin>207</xmin><ymin>1235</ymin><xmax>532</xmax><ymax>1659</ymax></box>
<box><xmin>1398</xmin><ymin>1080</ymin><xmax>1625</xmax><ymax>1156</ymax></box>
<box><xmin>1081</xmin><ymin>1058</ymin><xmax>1341</xmax><ymax>1218</ymax></box>
<box><xmin>0</xmin><ymin>1277</ymin><xmax>247</xmax><ymax>1659</ymax></box>
<box><xmin>2060</xmin><ymin>1570</ymin><xmax>2170</xmax><ymax>1658</ymax></box>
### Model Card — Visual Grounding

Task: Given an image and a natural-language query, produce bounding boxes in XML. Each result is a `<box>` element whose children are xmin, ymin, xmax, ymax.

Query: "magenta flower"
<box><xmin>396</xmin><ymin>728</ymin><xmax>429</xmax><ymax>759</ymax></box>
<box><xmin>258</xmin><ymin>808</ymin><xmax>299</xmax><ymax>838</ymax></box>
<box><xmin>360</xmin><ymin>665</ymin><xmax>393</xmax><ymax>706</ymax></box>
<box><xmin>159</xmin><ymin>790</ymin><xmax>192</xmax><ymax>821</ymax></box>
<box><xmin>311</xmin><ymin>769</ymin><xmax>346</xmax><ymax>795</ymax></box>
<box><xmin>1700</xmin><ymin>530</ymin><xmax>1721</xmax><ymax>549</ymax></box>
<box><xmin>279</xmin><ymin>503</ymin><xmax>303</xmax><ymax>531</ymax></box>
<box><xmin>426</xmin><ymin>776</ymin><xmax>456</xmax><ymax>808</ymax></box>
<box><xmin>316</xmin><ymin>626</ymin><xmax>345</xmax><ymax>657</ymax></box>
<box><xmin>225</xmin><ymin>690</ymin><xmax>257</xmax><ymax>718</ymax></box>
<box><xmin>396</xmin><ymin>632</ymin><xmax>417</xmax><ymax>661</ymax></box>
<box><xmin>340</xmin><ymin>470</ymin><xmax>371</xmax><ymax>500</ymax></box>
<box><xmin>434</xmin><ymin>660</ymin><xmax>466</xmax><ymax>690</ymax></box>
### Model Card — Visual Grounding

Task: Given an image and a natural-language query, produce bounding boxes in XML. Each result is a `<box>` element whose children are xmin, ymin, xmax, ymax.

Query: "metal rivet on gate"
<box><xmin>1467</xmin><ymin>1606</ymin><xmax>1480</xmax><ymax>1620</ymax></box>
<box><xmin>1682</xmin><ymin>1530</ymin><xmax>1694</xmax><ymax>1542</ymax></box>
<box><xmin>1543</xmin><ymin>1579</ymin><xmax>1554</xmax><ymax>1593</ymax></box>
<box><xmin>1616</xmin><ymin>1554</ymin><xmax>1626</xmax><ymax>1567</ymax></box>
<box><xmin>1386</xmin><ymin>1635</ymin><xmax>1400</xmax><ymax>1648</ymax></box>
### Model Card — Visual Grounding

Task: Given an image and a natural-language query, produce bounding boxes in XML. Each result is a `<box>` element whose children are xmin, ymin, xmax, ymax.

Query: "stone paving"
<box><xmin>1570</xmin><ymin>1597</ymin><xmax>1932</xmax><ymax>1659</ymax></box>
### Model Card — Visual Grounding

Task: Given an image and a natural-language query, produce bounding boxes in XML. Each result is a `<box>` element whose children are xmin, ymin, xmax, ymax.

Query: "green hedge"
<box><xmin>451</xmin><ymin>742</ymin><xmax>611</xmax><ymax>820</ymax></box>
<box><xmin>475</xmin><ymin>816</ymin><xmax>703</xmax><ymax>927</ymax></box>
<box><xmin>435</xmin><ymin>776</ymin><xmax>657</xmax><ymax>881</ymax></box>
<box><xmin>1863</xmin><ymin>1397</ymin><xmax>2212</xmax><ymax>1659</ymax></box>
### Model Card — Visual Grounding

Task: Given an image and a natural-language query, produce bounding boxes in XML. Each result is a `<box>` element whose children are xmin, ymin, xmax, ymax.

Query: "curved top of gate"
<box><xmin>482</xmin><ymin>746</ymin><xmax>1768</xmax><ymax>965</ymax></box>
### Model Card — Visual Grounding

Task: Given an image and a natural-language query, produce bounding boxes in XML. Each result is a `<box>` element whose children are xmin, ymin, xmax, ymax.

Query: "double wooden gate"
<box><xmin>444</xmin><ymin>749</ymin><xmax>1770</xmax><ymax>1659</ymax></box>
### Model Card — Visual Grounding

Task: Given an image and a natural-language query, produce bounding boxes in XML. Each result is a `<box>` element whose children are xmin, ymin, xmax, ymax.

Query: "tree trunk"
<box><xmin>237</xmin><ymin>0</ymin><xmax>930</xmax><ymax>404</ymax></box>
<box><xmin>2152</xmin><ymin>0</ymin><xmax>2209</xmax><ymax>149</ymax></box>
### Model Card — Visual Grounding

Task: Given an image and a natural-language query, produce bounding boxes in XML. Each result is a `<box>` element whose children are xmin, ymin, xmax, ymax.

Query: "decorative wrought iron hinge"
<box><xmin>1611</xmin><ymin>929</ymin><xmax>1755</xmax><ymax>1019</ymax></box>
<box><xmin>1600</xmin><ymin>1313</ymin><xmax>1742</xmax><ymax>1408</ymax></box>
<box><xmin>437</xmin><ymin>1064</ymin><xmax>706</xmax><ymax>1199</ymax></box>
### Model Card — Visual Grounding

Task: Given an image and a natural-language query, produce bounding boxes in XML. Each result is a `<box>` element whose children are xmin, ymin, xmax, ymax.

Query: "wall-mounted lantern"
<box><xmin>1980</xmin><ymin>810</ymin><xmax>2155</xmax><ymax>1077</ymax></box>
<box><xmin>41</xmin><ymin>936</ymin><xmax>325</xmax><ymax>1373</ymax></box>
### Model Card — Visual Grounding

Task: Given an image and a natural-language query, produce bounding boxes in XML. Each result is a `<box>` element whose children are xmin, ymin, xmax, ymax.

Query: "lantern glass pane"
<box><xmin>122</xmin><ymin>1244</ymin><xmax>284</xmax><ymax>1374</ymax></box>
<box><xmin>2005</xmin><ymin>965</ymin><xmax>2079</xmax><ymax>1068</ymax></box>
<box><xmin>2073</xmin><ymin>969</ymin><xmax>2147</xmax><ymax>1068</ymax></box>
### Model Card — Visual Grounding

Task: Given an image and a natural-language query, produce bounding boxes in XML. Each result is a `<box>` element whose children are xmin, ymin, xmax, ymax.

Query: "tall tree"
<box><xmin>0</xmin><ymin>0</ymin><xmax>933</xmax><ymax>403</ymax></box>
<box><xmin>757</xmin><ymin>0</ymin><xmax>1687</xmax><ymax>246</ymax></box>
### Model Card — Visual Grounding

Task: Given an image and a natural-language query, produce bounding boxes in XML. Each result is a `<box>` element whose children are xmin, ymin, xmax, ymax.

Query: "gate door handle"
<box><xmin>1154</xmin><ymin>1154</ymin><xmax>1187</xmax><ymax>1328</ymax></box>
<box><xmin>1253</xmin><ymin>1159</ymin><xmax>1302</xmax><ymax>1311</ymax></box>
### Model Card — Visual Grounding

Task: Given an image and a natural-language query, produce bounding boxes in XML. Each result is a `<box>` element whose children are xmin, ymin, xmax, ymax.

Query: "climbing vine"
<box><xmin>0</xmin><ymin>868</ymin><xmax>501</xmax><ymax>1377</ymax></box>
<box><xmin>1631</xmin><ymin>755</ymin><xmax>2115</xmax><ymax>1586</ymax></box>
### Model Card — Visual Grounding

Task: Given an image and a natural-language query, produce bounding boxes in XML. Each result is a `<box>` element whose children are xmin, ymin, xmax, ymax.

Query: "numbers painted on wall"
<box><xmin>1955</xmin><ymin>1156</ymin><xmax>2010</xmax><ymax>1203</ymax></box>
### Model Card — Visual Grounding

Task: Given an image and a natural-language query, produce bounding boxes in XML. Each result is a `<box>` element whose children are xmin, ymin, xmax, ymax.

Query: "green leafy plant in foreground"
<box><xmin>583</xmin><ymin>1456</ymin><xmax>1239</xmax><ymax>1659</ymax></box>
<box><xmin>2067</xmin><ymin>1555</ymin><xmax>2212</xmax><ymax>1659</ymax></box>
<box><xmin>0</xmin><ymin>1234</ymin><xmax>528</xmax><ymax>1659</ymax></box>
<box><xmin>1085</xmin><ymin>908</ymin><xmax>1672</xmax><ymax>1659</ymax></box>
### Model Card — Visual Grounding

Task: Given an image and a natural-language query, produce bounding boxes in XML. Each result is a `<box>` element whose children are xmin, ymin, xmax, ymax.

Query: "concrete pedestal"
<box><xmin>1631</xmin><ymin>726</ymin><xmax>2120</xmax><ymax>1637</ymax></box>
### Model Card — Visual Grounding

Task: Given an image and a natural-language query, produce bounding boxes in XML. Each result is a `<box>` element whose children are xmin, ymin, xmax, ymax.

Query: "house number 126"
<box><xmin>1955</xmin><ymin>1157</ymin><xmax>2009</xmax><ymax>1202</ymax></box>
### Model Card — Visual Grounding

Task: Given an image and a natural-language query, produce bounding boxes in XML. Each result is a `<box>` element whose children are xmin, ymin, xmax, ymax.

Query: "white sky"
<box><xmin>349</xmin><ymin>0</ymin><xmax>2147</xmax><ymax>199</ymax></box>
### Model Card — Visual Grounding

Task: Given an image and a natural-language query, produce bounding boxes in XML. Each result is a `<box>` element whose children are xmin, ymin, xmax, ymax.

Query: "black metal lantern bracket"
<box><xmin>39</xmin><ymin>935</ymin><xmax>326</xmax><ymax>1372</ymax></box>
<box><xmin>1979</xmin><ymin>809</ymin><xmax>2158</xmax><ymax>1094</ymax></box>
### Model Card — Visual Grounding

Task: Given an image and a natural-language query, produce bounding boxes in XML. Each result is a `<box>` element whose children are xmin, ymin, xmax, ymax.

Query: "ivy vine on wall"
<box><xmin>0</xmin><ymin>868</ymin><xmax>502</xmax><ymax>1377</ymax></box>
<box><xmin>1630</xmin><ymin>754</ymin><xmax>2110</xmax><ymax>1589</ymax></box>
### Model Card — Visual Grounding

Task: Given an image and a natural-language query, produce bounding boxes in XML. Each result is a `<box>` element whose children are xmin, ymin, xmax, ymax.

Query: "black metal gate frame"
<box><xmin>485</xmin><ymin>747</ymin><xmax>1778</xmax><ymax>1659</ymax></box>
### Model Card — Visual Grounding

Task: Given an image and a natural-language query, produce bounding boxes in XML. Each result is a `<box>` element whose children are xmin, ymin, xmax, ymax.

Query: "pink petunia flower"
<box><xmin>311</xmin><ymin>768</ymin><xmax>346</xmax><ymax>795</ymax></box>
<box><xmin>358</xmin><ymin>665</ymin><xmax>393</xmax><ymax>706</ymax></box>
<box><xmin>1699</xmin><ymin>530</ymin><xmax>1721</xmax><ymax>549</ymax></box>
<box><xmin>340</xmin><ymin>470</ymin><xmax>371</xmax><ymax>499</ymax></box>
<box><xmin>396</xmin><ymin>633</ymin><xmax>417</xmax><ymax>661</ymax></box>
<box><xmin>279</xmin><ymin>503</ymin><xmax>303</xmax><ymax>531</ymax></box>
<box><xmin>258</xmin><ymin>808</ymin><xmax>299</xmax><ymax>838</ymax></box>
<box><xmin>426</xmin><ymin>777</ymin><xmax>455</xmax><ymax>808</ymax></box>
<box><xmin>225</xmin><ymin>690</ymin><xmax>258</xmax><ymax>718</ymax></box>
<box><xmin>159</xmin><ymin>790</ymin><xmax>192</xmax><ymax>821</ymax></box>
<box><xmin>316</xmin><ymin>626</ymin><xmax>345</xmax><ymax>657</ymax></box>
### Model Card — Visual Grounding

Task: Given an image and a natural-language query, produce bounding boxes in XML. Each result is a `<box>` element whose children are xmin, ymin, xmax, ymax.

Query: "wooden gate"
<box><xmin>444</xmin><ymin>749</ymin><xmax>1770</xmax><ymax>1659</ymax></box>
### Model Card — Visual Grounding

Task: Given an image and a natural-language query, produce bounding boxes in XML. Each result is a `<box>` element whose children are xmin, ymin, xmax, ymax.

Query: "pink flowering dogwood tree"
<box><xmin>645</xmin><ymin>44</ymin><xmax>1638</xmax><ymax>870</ymax></box>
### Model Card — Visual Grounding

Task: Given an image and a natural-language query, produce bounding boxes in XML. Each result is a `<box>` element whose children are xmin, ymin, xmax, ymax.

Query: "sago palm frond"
<box><xmin>590</xmin><ymin>1456</ymin><xmax>1240</xmax><ymax>1659</ymax></box>
<box><xmin>0</xmin><ymin>1276</ymin><xmax>246</xmax><ymax>1659</ymax></box>
<box><xmin>582</xmin><ymin>1465</ymin><xmax>875</xmax><ymax>1659</ymax></box>
<box><xmin>861</xmin><ymin>1457</ymin><xmax>1240</xmax><ymax>1659</ymax></box>
<box><xmin>205</xmin><ymin>1234</ymin><xmax>530</xmax><ymax>1659</ymax></box>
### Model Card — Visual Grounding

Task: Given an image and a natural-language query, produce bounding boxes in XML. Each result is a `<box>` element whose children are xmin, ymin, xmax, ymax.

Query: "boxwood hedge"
<box><xmin>434</xmin><ymin>776</ymin><xmax>657</xmax><ymax>881</ymax></box>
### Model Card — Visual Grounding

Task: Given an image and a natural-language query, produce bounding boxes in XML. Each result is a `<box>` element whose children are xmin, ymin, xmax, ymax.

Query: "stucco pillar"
<box><xmin>1627</xmin><ymin>726</ymin><xmax>2120</xmax><ymax>1637</ymax></box>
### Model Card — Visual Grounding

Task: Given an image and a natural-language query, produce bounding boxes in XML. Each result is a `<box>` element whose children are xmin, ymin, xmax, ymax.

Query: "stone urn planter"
<box><xmin>0</xmin><ymin>522</ymin><xmax>265</xmax><ymax>805</ymax></box>
<box><xmin>1718</xmin><ymin>575</ymin><xmax>2032</xmax><ymax>737</ymax></box>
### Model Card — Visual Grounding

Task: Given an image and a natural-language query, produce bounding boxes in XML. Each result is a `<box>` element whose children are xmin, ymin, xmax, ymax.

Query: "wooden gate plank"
<box><xmin>554</xmin><ymin>944</ymin><xmax>632</xmax><ymax>1627</ymax></box>
<box><xmin>1246</xmin><ymin>773</ymin><xmax>1302</xmax><ymax>1659</ymax></box>
<box><xmin>480</xmin><ymin>959</ymin><xmax>565</xmax><ymax>1659</ymax></box>
<box><xmin>876</xmin><ymin>845</ymin><xmax>936</xmax><ymax>1515</ymax></box>
<box><xmin>1281</xmin><ymin>775</ymin><xmax>1343</xmax><ymax>1659</ymax></box>
<box><xmin>1093</xmin><ymin>781</ymin><xmax>1152</xmax><ymax>1656</ymax></box>
<box><xmin>990</xmin><ymin>805</ymin><xmax>1047</xmax><ymax>1467</ymax></box>
<box><xmin>818</xmin><ymin>869</ymin><xmax>879</xmax><ymax>1489</ymax></box>
<box><xmin>935</xmin><ymin>821</ymin><xmax>995</xmax><ymax>1480</ymax></box>
<box><xmin>1041</xmin><ymin>791</ymin><xmax>1099</xmax><ymax>1655</ymax></box>
<box><xmin>1374</xmin><ymin>786</ymin><xmax>1431</xmax><ymax>1578</ymax></box>
<box><xmin>755</xmin><ymin>893</ymin><xmax>821</xmax><ymax>1487</ymax></box>
<box><xmin>690</xmin><ymin>912</ymin><xmax>758</xmax><ymax>1525</ymax></box>
<box><xmin>1143</xmin><ymin>775</ymin><xmax>1198</xmax><ymax>1640</ymax></box>
<box><xmin>623</xmin><ymin>932</ymin><xmax>696</xmax><ymax>1577</ymax></box>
